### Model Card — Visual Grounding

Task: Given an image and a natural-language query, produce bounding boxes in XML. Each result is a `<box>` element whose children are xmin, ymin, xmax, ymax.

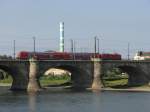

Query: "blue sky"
<box><xmin>0</xmin><ymin>0</ymin><xmax>150</xmax><ymax>58</ymax></box>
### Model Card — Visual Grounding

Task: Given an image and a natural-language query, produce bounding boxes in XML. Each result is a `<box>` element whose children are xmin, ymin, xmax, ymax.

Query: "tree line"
<box><xmin>0</xmin><ymin>55</ymin><xmax>12</xmax><ymax>60</ymax></box>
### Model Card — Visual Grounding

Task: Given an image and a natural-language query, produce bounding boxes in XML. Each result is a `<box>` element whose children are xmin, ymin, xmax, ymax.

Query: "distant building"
<box><xmin>44</xmin><ymin>68</ymin><xmax>71</xmax><ymax>76</ymax></box>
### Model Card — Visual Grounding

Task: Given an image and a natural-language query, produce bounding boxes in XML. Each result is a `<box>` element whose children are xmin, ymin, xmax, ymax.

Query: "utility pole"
<box><xmin>94</xmin><ymin>36</ymin><xmax>97</xmax><ymax>58</ymax></box>
<box><xmin>33</xmin><ymin>36</ymin><xmax>36</xmax><ymax>54</ymax></box>
<box><xmin>71</xmin><ymin>39</ymin><xmax>75</xmax><ymax>60</ymax></box>
<box><xmin>97</xmin><ymin>37</ymin><xmax>99</xmax><ymax>54</ymax></box>
<box><xmin>71</xmin><ymin>39</ymin><xmax>74</xmax><ymax>53</ymax></box>
<box><xmin>73</xmin><ymin>40</ymin><xmax>76</xmax><ymax>53</ymax></box>
<box><xmin>13</xmin><ymin>40</ymin><xmax>16</xmax><ymax>59</ymax></box>
<box><xmin>128</xmin><ymin>42</ymin><xmax>130</xmax><ymax>60</ymax></box>
<box><xmin>73</xmin><ymin>40</ymin><xmax>76</xmax><ymax>60</ymax></box>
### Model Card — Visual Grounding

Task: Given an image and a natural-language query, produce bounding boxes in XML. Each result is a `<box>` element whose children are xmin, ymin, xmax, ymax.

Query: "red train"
<box><xmin>16</xmin><ymin>51</ymin><xmax>121</xmax><ymax>60</ymax></box>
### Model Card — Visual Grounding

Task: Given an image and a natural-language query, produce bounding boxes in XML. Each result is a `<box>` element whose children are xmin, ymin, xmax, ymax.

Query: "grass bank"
<box><xmin>0</xmin><ymin>75</ymin><xmax>71</xmax><ymax>87</ymax></box>
<box><xmin>0</xmin><ymin>76</ymin><xmax>12</xmax><ymax>84</ymax></box>
<box><xmin>103</xmin><ymin>78</ymin><xmax>128</xmax><ymax>88</ymax></box>
<box><xmin>39</xmin><ymin>75</ymin><xmax>71</xmax><ymax>87</ymax></box>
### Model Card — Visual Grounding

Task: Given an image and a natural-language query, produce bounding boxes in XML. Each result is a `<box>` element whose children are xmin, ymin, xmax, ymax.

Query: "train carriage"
<box><xmin>16</xmin><ymin>51</ymin><xmax>121</xmax><ymax>60</ymax></box>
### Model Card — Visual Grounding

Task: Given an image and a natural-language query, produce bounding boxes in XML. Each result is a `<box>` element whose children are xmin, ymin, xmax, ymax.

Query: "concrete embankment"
<box><xmin>101</xmin><ymin>86</ymin><xmax>150</xmax><ymax>92</ymax></box>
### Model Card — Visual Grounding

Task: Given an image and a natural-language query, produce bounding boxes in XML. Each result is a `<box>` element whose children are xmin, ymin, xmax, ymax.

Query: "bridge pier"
<box><xmin>92</xmin><ymin>58</ymin><xmax>103</xmax><ymax>90</ymax></box>
<box><xmin>27</xmin><ymin>58</ymin><xmax>41</xmax><ymax>92</ymax></box>
<box><xmin>11</xmin><ymin>76</ymin><xmax>28</xmax><ymax>90</ymax></box>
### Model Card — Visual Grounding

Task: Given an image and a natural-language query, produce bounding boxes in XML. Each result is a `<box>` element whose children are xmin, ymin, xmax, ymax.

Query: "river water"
<box><xmin>0</xmin><ymin>87</ymin><xmax>150</xmax><ymax>112</ymax></box>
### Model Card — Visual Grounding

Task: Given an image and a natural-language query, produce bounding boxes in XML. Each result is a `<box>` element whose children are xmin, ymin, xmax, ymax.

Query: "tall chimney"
<box><xmin>59</xmin><ymin>22</ymin><xmax>64</xmax><ymax>52</ymax></box>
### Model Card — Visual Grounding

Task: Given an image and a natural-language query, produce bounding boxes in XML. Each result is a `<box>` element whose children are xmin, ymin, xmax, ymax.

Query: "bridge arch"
<box><xmin>0</xmin><ymin>65</ymin><xmax>17</xmax><ymax>90</ymax></box>
<box><xmin>102</xmin><ymin>63</ymin><xmax>150</xmax><ymax>87</ymax></box>
<box><xmin>0</xmin><ymin>63</ymin><xmax>29</xmax><ymax>90</ymax></box>
<box><xmin>0</xmin><ymin>65</ymin><xmax>13</xmax><ymax>75</ymax></box>
<box><xmin>39</xmin><ymin>64</ymin><xmax>92</xmax><ymax>89</ymax></box>
<box><xmin>118</xmin><ymin>65</ymin><xmax>149</xmax><ymax>86</ymax></box>
<box><xmin>0</xmin><ymin>65</ymin><xmax>14</xmax><ymax>81</ymax></box>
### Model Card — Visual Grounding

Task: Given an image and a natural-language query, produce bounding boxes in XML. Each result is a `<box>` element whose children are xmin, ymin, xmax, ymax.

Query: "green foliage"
<box><xmin>40</xmin><ymin>75</ymin><xmax>71</xmax><ymax>86</ymax></box>
<box><xmin>105</xmin><ymin>68</ymin><xmax>121</xmax><ymax>76</ymax></box>
<box><xmin>103</xmin><ymin>68</ymin><xmax>129</xmax><ymax>87</ymax></box>
<box><xmin>0</xmin><ymin>55</ymin><xmax>12</xmax><ymax>60</ymax></box>
<box><xmin>103</xmin><ymin>68</ymin><xmax>128</xmax><ymax>80</ymax></box>
<box><xmin>104</xmin><ymin>79</ymin><xmax>128</xmax><ymax>87</ymax></box>
<box><xmin>0</xmin><ymin>75</ymin><xmax>12</xmax><ymax>83</ymax></box>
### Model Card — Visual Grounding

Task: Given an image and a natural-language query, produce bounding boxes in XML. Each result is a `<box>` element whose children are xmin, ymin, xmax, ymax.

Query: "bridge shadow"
<box><xmin>39</xmin><ymin>65</ymin><xmax>92</xmax><ymax>90</ymax></box>
<box><xmin>0</xmin><ymin>63</ymin><xmax>28</xmax><ymax>91</ymax></box>
<box><xmin>0</xmin><ymin>65</ymin><xmax>13</xmax><ymax>88</ymax></box>
<box><xmin>119</xmin><ymin>66</ymin><xmax>149</xmax><ymax>86</ymax></box>
<box><xmin>102</xmin><ymin>65</ymin><xmax>150</xmax><ymax>88</ymax></box>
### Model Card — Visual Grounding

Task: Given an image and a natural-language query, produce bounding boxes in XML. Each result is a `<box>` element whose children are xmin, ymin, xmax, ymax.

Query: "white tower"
<box><xmin>59</xmin><ymin>22</ymin><xmax>64</xmax><ymax>52</ymax></box>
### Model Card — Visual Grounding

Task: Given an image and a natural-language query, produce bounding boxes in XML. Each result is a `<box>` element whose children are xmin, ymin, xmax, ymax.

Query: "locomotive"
<box><xmin>16</xmin><ymin>51</ymin><xmax>121</xmax><ymax>60</ymax></box>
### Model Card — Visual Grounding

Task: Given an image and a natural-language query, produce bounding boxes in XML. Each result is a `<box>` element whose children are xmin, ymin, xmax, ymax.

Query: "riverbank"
<box><xmin>47</xmin><ymin>84</ymin><xmax>150</xmax><ymax>92</ymax></box>
<box><xmin>0</xmin><ymin>83</ymin><xmax>11</xmax><ymax>86</ymax></box>
<box><xmin>101</xmin><ymin>86</ymin><xmax>150</xmax><ymax>92</ymax></box>
<box><xmin>1</xmin><ymin>83</ymin><xmax>150</xmax><ymax>92</ymax></box>
<box><xmin>1</xmin><ymin>77</ymin><xmax>150</xmax><ymax>92</ymax></box>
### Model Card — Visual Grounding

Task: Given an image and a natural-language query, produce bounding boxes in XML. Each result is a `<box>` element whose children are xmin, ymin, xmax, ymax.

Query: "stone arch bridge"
<box><xmin>0</xmin><ymin>59</ymin><xmax>150</xmax><ymax>91</ymax></box>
